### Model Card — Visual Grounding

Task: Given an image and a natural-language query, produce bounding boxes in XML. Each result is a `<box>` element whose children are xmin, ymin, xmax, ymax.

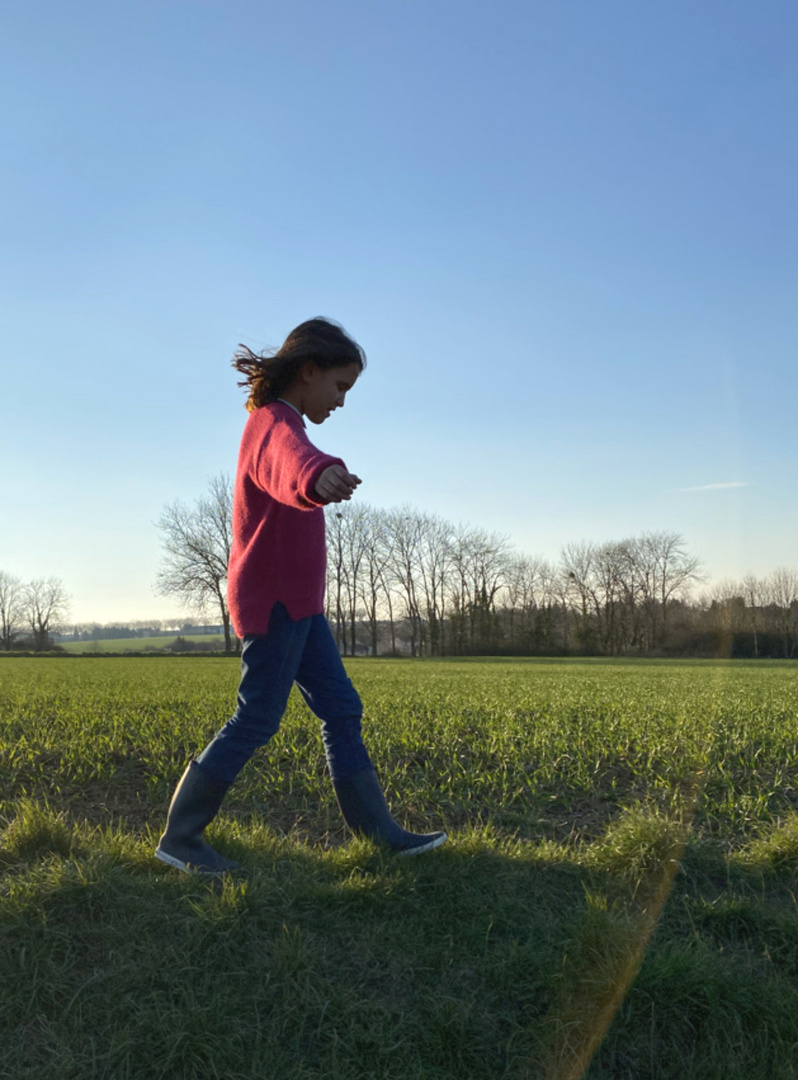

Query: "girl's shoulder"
<box><xmin>246</xmin><ymin>401</ymin><xmax>303</xmax><ymax>432</ymax></box>
<box><xmin>241</xmin><ymin>402</ymin><xmax>308</xmax><ymax>453</ymax></box>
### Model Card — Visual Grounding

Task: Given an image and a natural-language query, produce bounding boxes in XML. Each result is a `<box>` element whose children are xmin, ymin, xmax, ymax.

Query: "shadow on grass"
<box><xmin>3</xmin><ymin>801</ymin><xmax>798</xmax><ymax>1080</ymax></box>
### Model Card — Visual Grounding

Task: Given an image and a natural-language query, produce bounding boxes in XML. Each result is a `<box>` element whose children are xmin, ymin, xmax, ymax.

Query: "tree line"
<box><xmin>0</xmin><ymin>573</ymin><xmax>70</xmax><ymax>651</ymax></box>
<box><xmin>6</xmin><ymin>475</ymin><xmax>794</xmax><ymax>658</ymax></box>
<box><xmin>153</xmin><ymin>476</ymin><xmax>796</xmax><ymax>659</ymax></box>
<box><xmin>325</xmin><ymin>503</ymin><xmax>798</xmax><ymax>658</ymax></box>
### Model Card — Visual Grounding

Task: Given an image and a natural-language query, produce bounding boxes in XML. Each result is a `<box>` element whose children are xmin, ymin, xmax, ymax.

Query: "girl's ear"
<box><xmin>298</xmin><ymin>361</ymin><xmax>319</xmax><ymax>385</ymax></box>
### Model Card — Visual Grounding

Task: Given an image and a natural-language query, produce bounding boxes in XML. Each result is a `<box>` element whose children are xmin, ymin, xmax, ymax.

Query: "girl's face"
<box><xmin>297</xmin><ymin>362</ymin><xmax>361</xmax><ymax>425</ymax></box>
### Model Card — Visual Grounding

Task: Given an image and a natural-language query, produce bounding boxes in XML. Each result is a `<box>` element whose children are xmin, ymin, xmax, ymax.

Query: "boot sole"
<box><xmin>396</xmin><ymin>832</ymin><xmax>448</xmax><ymax>857</ymax></box>
<box><xmin>154</xmin><ymin>847</ymin><xmax>240</xmax><ymax>876</ymax></box>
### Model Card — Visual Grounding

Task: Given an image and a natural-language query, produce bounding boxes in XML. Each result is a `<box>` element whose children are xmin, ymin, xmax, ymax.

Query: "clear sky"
<box><xmin>2</xmin><ymin>0</ymin><xmax>796</xmax><ymax>625</ymax></box>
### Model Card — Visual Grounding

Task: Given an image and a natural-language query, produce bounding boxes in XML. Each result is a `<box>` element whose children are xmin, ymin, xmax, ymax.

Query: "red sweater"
<box><xmin>227</xmin><ymin>402</ymin><xmax>345</xmax><ymax>635</ymax></box>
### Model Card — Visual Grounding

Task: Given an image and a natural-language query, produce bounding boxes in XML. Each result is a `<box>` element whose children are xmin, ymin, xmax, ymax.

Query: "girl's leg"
<box><xmin>156</xmin><ymin>605</ymin><xmax>310</xmax><ymax>873</ymax></box>
<box><xmin>293</xmin><ymin>614</ymin><xmax>372</xmax><ymax>780</ymax></box>
<box><xmin>295</xmin><ymin>617</ymin><xmax>447</xmax><ymax>854</ymax></box>
<box><xmin>196</xmin><ymin>605</ymin><xmax>311</xmax><ymax>783</ymax></box>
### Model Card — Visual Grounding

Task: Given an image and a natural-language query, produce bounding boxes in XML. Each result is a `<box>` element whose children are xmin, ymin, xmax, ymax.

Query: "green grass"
<box><xmin>1</xmin><ymin>657</ymin><xmax>797</xmax><ymax>1079</ymax></box>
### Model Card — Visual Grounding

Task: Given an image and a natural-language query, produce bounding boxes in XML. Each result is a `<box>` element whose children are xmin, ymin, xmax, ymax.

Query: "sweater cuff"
<box><xmin>301</xmin><ymin>456</ymin><xmax>347</xmax><ymax>506</ymax></box>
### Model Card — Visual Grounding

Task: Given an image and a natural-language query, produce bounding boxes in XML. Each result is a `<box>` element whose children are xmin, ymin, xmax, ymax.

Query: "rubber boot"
<box><xmin>155</xmin><ymin>761</ymin><xmax>241</xmax><ymax>875</ymax></box>
<box><xmin>333</xmin><ymin>768</ymin><xmax>447</xmax><ymax>856</ymax></box>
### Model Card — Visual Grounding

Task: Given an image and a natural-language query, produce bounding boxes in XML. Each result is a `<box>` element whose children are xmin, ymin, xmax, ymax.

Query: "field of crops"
<box><xmin>2</xmin><ymin>656</ymin><xmax>798</xmax><ymax>1079</ymax></box>
<box><xmin>57</xmin><ymin>635</ymin><xmax>227</xmax><ymax>654</ymax></box>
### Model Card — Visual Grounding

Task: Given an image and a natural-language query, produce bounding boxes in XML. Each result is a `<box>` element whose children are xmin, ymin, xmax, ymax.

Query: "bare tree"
<box><xmin>326</xmin><ymin>506</ymin><xmax>349</xmax><ymax>651</ymax></box>
<box><xmin>709</xmin><ymin>579</ymin><xmax>745</xmax><ymax>629</ymax></box>
<box><xmin>384</xmin><ymin>508</ymin><xmax>424</xmax><ymax>656</ymax></box>
<box><xmin>448</xmin><ymin>525</ymin><xmax>511</xmax><ymax>652</ymax></box>
<box><xmin>504</xmin><ymin>555</ymin><xmax>547</xmax><ymax>613</ymax></box>
<box><xmin>639</xmin><ymin>531</ymin><xmax>703</xmax><ymax>640</ymax></box>
<box><xmin>560</xmin><ymin>532</ymin><xmax>702</xmax><ymax>655</ymax></box>
<box><xmin>560</xmin><ymin>541</ymin><xmax>602</xmax><ymax>651</ymax></box>
<box><xmin>326</xmin><ymin>507</ymin><xmax>345</xmax><ymax>648</ymax></box>
<box><xmin>501</xmin><ymin>555</ymin><xmax>550</xmax><ymax>648</ymax></box>
<box><xmin>560</xmin><ymin>540</ymin><xmax>630</xmax><ymax>654</ymax></box>
<box><xmin>766</xmin><ymin>567</ymin><xmax>798</xmax><ymax>658</ymax></box>
<box><xmin>325</xmin><ymin>502</ymin><xmax>373</xmax><ymax>655</ymax></box>
<box><xmin>0</xmin><ymin>571</ymin><xmax>24</xmax><ymax>650</ymax></box>
<box><xmin>598</xmin><ymin>540</ymin><xmax>642</xmax><ymax>653</ymax></box>
<box><xmin>355</xmin><ymin>506</ymin><xmax>395</xmax><ymax>657</ymax></box>
<box><xmin>413</xmin><ymin>512</ymin><xmax>454</xmax><ymax>656</ymax></box>
<box><xmin>155</xmin><ymin>474</ymin><xmax>236</xmax><ymax>651</ymax></box>
<box><xmin>741</xmin><ymin>574</ymin><xmax>763</xmax><ymax>657</ymax></box>
<box><xmin>23</xmin><ymin>577</ymin><xmax>70</xmax><ymax>650</ymax></box>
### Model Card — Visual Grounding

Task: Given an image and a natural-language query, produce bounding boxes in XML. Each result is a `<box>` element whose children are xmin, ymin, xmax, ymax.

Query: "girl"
<box><xmin>156</xmin><ymin>317</ymin><xmax>447</xmax><ymax>874</ymax></box>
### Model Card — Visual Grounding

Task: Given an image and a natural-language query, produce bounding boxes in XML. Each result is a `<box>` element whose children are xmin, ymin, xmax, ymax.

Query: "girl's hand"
<box><xmin>315</xmin><ymin>464</ymin><xmax>362</xmax><ymax>503</ymax></box>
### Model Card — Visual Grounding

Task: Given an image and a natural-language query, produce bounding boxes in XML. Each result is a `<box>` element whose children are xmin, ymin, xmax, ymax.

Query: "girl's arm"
<box><xmin>251</xmin><ymin>418</ymin><xmax>352</xmax><ymax>508</ymax></box>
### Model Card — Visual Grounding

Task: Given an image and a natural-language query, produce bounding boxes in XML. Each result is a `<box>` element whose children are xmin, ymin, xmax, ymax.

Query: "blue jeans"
<box><xmin>195</xmin><ymin>604</ymin><xmax>372</xmax><ymax>785</ymax></box>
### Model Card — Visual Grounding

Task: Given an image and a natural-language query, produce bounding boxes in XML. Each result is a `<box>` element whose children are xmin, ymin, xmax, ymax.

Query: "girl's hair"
<box><xmin>232</xmin><ymin>317</ymin><xmax>367</xmax><ymax>412</ymax></box>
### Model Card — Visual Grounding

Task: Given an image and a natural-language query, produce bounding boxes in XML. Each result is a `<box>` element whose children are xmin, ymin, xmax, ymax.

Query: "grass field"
<box><xmin>2</xmin><ymin>656</ymin><xmax>798</xmax><ymax>1079</ymax></box>
<box><xmin>56</xmin><ymin>635</ymin><xmax>228</xmax><ymax>654</ymax></box>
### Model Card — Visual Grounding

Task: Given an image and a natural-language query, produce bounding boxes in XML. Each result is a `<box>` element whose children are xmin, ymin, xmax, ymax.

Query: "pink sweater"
<box><xmin>227</xmin><ymin>402</ymin><xmax>345</xmax><ymax>635</ymax></box>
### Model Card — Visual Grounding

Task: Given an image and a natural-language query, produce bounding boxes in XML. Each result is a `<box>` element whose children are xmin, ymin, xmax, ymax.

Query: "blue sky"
<box><xmin>2</xmin><ymin>0</ymin><xmax>796</xmax><ymax>623</ymax></box>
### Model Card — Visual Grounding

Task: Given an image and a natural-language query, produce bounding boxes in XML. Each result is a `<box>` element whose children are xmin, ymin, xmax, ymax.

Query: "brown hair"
<box><xmin>232</xmin><ymin>317</ymin><xmax>367</xmax><ymax>412</ymax></box>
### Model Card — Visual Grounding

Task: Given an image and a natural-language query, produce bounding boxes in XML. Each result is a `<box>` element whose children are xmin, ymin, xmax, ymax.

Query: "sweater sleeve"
<box><xmin>251</xmin><ymin>415</ymin><xmax>345</xmax><ymax>509</ymax></box>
